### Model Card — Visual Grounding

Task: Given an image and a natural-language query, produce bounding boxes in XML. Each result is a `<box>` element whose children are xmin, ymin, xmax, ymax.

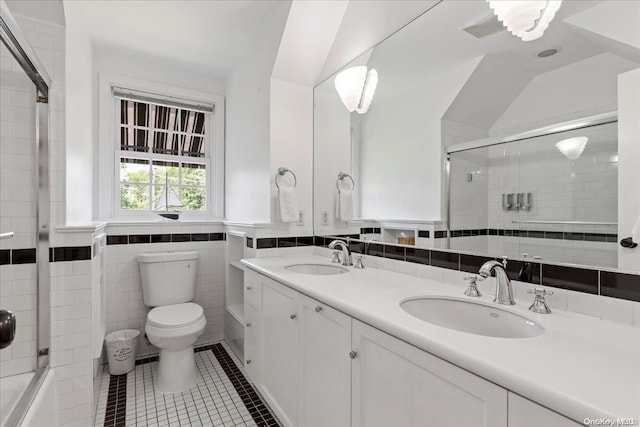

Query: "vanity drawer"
<box><xmin>244</xmin><ymin>303</ymin><xmax>260</xmax><ymax>347</ymax></box>
<box><xmin>244</xmin><ymin>269</ymin><xmax>259</xmax><ymax>309</ymax></box>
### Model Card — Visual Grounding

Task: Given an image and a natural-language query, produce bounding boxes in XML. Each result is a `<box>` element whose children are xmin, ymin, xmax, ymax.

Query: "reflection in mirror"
<box><xmin>313</xmin><ymin>0</ymin><xmax>640</xmax><ymax>272</ymax></box>
<box><xmin>449</xmin><ymin>121</ymin><xmax>618</xmax><ymax>268</ymax></box>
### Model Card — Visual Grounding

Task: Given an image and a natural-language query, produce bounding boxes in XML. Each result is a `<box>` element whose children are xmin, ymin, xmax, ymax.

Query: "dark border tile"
<box><xmin>106</xmin><ymin>235</ymin><xmax>128</xmax><ymax>245</ymax></box>
<box><xmin>584</xmin><ymin>233</ymin><xmax>606</xmax><ymax>242</ymax></box>
<box><xmin>277</xmin><ymin>237</ymin><xmax>296</xmax><ymax>248</ymax></box>
<box><xmin>431</xmin><ymin>250</ymin><xmax>459</xmax><ymax>270</ymax></box>
<box><xmin>171</xmin><ymin>234</ymin><xmax>190</xmax><ymax>243</ymax></box>
<box><xmin>296</xmin><ymin>236</ymin><xmax>314</xmax><ymax>246</ymax></box>
<box><xmin>460</xmin><ymin>254</ymin><xmax>488</xmax><ymax>274</ymax></box>
<box><xmin>373</xmin><ymin>228</ymin><xmax>381</xmax><ymax>234</ymax></box>
<box><xmin>257</xmin><ymin>238</ymin><xmax>276</xmax><ymax>249</ymax></box>
<box><xmin>545</xmin><ymin>231</ymin><xmax>563</xmax><ymax>240</ymax></box>
<box><xmin>368</xmin><ymin>243</ymin><xmax>383</xmax><ymax>257</ymax></box>
<box><xmin>542</xmin><ymin>264</ymin><xmax>598</xmax><ymax>294</ymax></box>
<box><xmin>564</xmin><ymin>232</ymin><xmax>584</xmax><ymax>241</ymax></box>
<box><xmin>360</xmin><ymin>227</ymin><xmax>374</xmax><ymax>234</ymax></box>
<box><xmin>505</xmin><ymin>260</ymin><xmax>541</xmax><ymax>284</ymax></box>
<box><xmin>210</xmin><ymin>233</ymin><xmax>226</xmax><ymax>241</ymax></box>
<box><xmin>0</xmin><ymin>250</ymin><xmax>10</xmax><ymax>265</ymax></box>
<box><xmin>350</xmin><ymin>240</ymin><xmax>365</xmax><ymax>254</ymax></box>
<box><xmin>527</xmin><ymin>230</ymin><xmax>545</xmax><ymax>239</ymax></box>
<box><xmin>190</xmin><ymin>233</ymin><xmax>210</xmax><ymax>242</ymax></box>
<box><xmin>246</xmin><ymin>237</ymin><xmax>253</xmax><ymax>249</ymax></box>
<box><xmin>384</xmin><ymin>245</ymin><xmax>405</xmax><ymax>261</ymax></box>
<box><xmin>12</xmin><ymin>248</ymin><xmax>36</xmax><ymax>264</ymax></box>
<box><xmin>150</xmin><ymin>234</ymin><xmax>171</xmax><ymax>243</ymax></box>
<box><xmin>600</xmin><ymin>271</ymin><xmax>640</xmax><ymax>302</ymax></box>
<box><xmin>418</xmin><ymin>230</ymin><xmax>430</xmax><ymax>238</ymax></box>
<box><xmin>53</xmin><ymin>246</ymin><xmax>91</xmax><ymax>262</ymax></box>
<box><xmin>405</xmin><ymin>248</ymin><xmax>429</xmax><ymax>265</ymax></box>
<box><xmin>434</xmin><ymin>231</ymin><xmax>448</xmax><ymax>239</ymax></box>
<box><xmin>129</xmin><ymin>235</ymin><xmax>150</xmax><ymax>244</ymax></box>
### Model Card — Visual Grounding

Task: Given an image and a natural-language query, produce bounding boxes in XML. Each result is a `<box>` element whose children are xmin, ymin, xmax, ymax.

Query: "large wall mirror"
<box><xmin>313</xmin><ymin>0</ymin><xmax>640</xmax><ymax>272</ymax></box>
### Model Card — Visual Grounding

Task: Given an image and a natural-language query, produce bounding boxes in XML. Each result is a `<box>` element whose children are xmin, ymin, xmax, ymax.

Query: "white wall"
<box><xmin>225</xmin><ymin>1</ymin><xmax>291</xmax><ymax>223</ymax></box>
<box><xmin>358</xmin><ymin>58</ymin><xmax>480</xmax><ymax>221</ymax></box>
<box><xmin>64</xmin><ymin>5</ymin><xmax>93</xmax><ymax>225</ymax></box>
<box><xmin>269</xmin><ymin>78</ymin><xmax>313</xmax><ymax>235</ymax></box>
<box><xmin>312</xmin><ymin>88</ymin><xmax>354</xmax><ymax>235</ymax></box>
<box><xmin>491</xmin><ymin>53</ymin><xmax>638</xmax><ymax>137</ymax></box>
<box><xmin>618</xmin><ymin>68</ymin><xmax>640</xmax><ymax>272</ymax></box>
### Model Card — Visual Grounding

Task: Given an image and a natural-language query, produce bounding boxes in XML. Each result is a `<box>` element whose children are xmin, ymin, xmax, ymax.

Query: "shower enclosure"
<box><xmin>0</xmin><ymin>3</ymin><xmax>51</xmax><ymax>426</ymax></box>
<box><xmin>447</xmin><ymin>120</ymin><xmax>618</xmax><ymax>268</ymax></box>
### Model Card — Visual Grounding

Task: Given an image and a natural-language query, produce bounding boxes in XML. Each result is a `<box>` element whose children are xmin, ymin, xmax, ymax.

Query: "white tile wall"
<box><xmin>105</xmin><ymin>239</ymin><xmax>226</xmax><ymax>357</ymax></box>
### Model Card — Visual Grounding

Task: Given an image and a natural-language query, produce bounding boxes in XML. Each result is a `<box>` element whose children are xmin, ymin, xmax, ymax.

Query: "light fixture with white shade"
<box><xmin>487</xmin><ymin>0</ymin><xmax>563</xmax><ymax>41</ymax></box>
<box><xmin>334</xmin><ymin>66</ymin><xmax>378</xmax><ymax>114</ymax></box>
<box><xmin>555</xmin><ymin>136</ymin><xmax>588</xmax><ymax>160</ymax></box>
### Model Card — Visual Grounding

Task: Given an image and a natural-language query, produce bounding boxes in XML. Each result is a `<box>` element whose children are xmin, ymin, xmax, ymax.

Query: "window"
<box><xmin>114</xmin><ymin>89</ymin><xmax>213</xmax><ymax>216</ymax></box>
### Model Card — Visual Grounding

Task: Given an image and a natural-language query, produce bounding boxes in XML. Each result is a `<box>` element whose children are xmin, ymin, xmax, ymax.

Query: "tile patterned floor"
<box><xmin>95</xmin><ymin>342</ymin><xmax>280</xmax><ymax>427</ymax></box>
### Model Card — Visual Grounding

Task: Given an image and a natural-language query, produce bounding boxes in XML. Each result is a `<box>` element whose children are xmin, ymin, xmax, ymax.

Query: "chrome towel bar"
<box><xmin>0</xmin><ymin>232</ymin><xmax>14</xmax><ymax>240</ymax></box>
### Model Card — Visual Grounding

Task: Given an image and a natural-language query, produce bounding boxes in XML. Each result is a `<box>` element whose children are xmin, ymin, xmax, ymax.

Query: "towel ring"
<box><xmin>336</xmin><ymin>172</ymin><xmax>355</xmax><ymax>191</ymax></box>
<box><xmin>275</xmin><ymin>167</ymin><xmax>297</xmax><ymax>189</ymax></box>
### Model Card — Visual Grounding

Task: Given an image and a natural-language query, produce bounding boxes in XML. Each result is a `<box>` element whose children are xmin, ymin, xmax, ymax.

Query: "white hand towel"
<box><xmin>632</xmin><ymin>211</ymin><xmax>640</xmax><ymax>243</ymax></box>
<box><xmin>337</xmin><ymin>188</ymin><xmax>353</xmax><ymax>221</ymax></box>
<box><xmin>278</xmin><ymin>186</ymin><xmax>299</xmax><ymax>223</ymax></box>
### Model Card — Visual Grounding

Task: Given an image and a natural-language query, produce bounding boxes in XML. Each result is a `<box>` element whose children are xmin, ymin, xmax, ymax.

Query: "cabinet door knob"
<box><xmin>246</xmin><ymin>359</ymin><xmax>251</xmax><ymax>365</ymax></box>
<box><xmin>289</xmin><ymin>313</ymin><xmax>297</xmax><ymax>320</ymax></box>
<box><xmin>349</xmin><ymin>351</ymin><xmax>358</xmax><ymax>359</ymax></box>
<box><xmin>246</xmin><ymin>322</ymin><xmax>252</xmax><ymax>328</ymax></box>
<box><xmin>315</xmin><ymin>305</ymin><xmax>323</xmax><ymax>313</ymax></box>
<box><xmin>246</xmin><ymin>286</ymin><xmax>252</xmax><ymax>291</ymax></box>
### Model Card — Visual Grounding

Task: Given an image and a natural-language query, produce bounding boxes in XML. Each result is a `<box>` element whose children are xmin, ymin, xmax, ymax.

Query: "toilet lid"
<box><xmin>147</xmin><ymin>303</ymin><xmax>204</xmax><ymax>328</ymax></box>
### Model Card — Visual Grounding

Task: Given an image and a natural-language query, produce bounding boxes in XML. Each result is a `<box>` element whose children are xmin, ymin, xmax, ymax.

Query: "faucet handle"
<box><xmin>354</xmin><ymin>256</ymin><xmax>365</xmax><ymax>269</ymax></box>
<box><xmin>464</xmin><ymin>276</ymin><xmax>483</xmax><ymax>297</ymax></box>
<box><xmin>331</xmin><ymin>251</ymin><xmax>341</xmax><ymax>264</ymax></box>
<box><xmin>501</xmin><ymin>256</ymin><xmax>508</xmax><ymax>267</ymax></box>
<box><xmin>527</xmin><ymin>287</ymin><xmax>553</xmax><ymax>314</ymax></box>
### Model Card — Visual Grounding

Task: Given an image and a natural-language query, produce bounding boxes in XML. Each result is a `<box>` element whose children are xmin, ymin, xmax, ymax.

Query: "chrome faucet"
<box><xmin>479</xmin><ymin>258</ymin><xmax>515</xmax><ymax>305</ymax></box>
<box><xmin>328</xmin><ymin>240</ymin><xmax>353</xmax><ymax>266</ymax></box>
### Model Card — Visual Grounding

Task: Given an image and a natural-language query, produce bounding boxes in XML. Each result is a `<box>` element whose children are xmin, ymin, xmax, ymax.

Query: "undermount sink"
<box><xmin>285</xmin><ymin>264</ymin><xmax>349</xmax><ymax>275</ymax></box>
<box><xmin>400</xmin><ymin>297</ymin><xmax>545</xmax><ymax>338</ymax></box>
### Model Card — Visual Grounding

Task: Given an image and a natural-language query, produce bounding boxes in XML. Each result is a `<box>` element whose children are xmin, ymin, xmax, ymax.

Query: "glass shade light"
<box><xmin>488</xmin><ymin>0</ymin><xmax>562</xmax><ymax>41</ymax></box>
<box><xmin>334</xmin><ymin>66</ymin><xmax>378</xmax><ymax>114</ymax></box>
<box><xmin>555</xmin><ymin>136</ymin><xmax>588</xmax><ymax>160</ymax></box>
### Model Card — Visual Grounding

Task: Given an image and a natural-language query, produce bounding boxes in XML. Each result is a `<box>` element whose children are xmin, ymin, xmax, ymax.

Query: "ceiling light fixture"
<box><xmin>487</xmin><ymin>0</ymin><xmax>563</xmax><ymax>41</ymax></box>
<box><xmin>555</xmin><ymin>136</ymin><xmax>588</xmax><ymax>160</ymax></box>
<box><xmin>334</xmin><ymin>66</ymin><xmax>378</xmax><ymax>114</ymax></box>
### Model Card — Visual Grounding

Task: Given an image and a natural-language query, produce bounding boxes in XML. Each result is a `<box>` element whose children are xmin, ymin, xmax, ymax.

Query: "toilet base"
<box><xmin>155</xmin><ymin>347</ymin><xmax>199</xmax><ymax>393</ymax></box>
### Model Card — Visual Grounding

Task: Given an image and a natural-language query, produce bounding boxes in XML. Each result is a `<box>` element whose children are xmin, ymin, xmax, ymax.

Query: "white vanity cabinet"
<box><xmin>351</xmin><ymin>320</ymin><xmax>508</xmax><ymax>427</ymax></box>
<box><xmin>260</xmin><ymin>276</ymin><xmax>299</xmax><ymax>427</ymax></box>
<box><xmin>508</xmin><ymin>393</ymin><xmax>582</xmax><ymax>427</ymax></box>
<box><xmin>248</xmin><ymin>273</ymin><xmax>352</xmax><ymax>427</ymax></box>
<box><xmin>297</xmin><ymin>294</ymin><xmax>352</xmax><ymax>427</ymax></box>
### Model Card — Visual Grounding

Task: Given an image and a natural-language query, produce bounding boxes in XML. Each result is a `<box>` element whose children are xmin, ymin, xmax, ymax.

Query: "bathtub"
<box><xmin>1</xmin><ymin>368</ymin><xmax>55</xmax><ymax>427</ymax></box>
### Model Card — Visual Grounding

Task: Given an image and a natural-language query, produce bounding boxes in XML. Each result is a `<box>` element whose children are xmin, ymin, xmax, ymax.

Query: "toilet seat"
<box><xmin>147</xmin><ymin>302</ymin><xmax>204</xmax><ymax>329</ymax></box>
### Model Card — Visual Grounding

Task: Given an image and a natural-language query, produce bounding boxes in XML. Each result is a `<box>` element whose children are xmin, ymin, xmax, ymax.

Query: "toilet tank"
<box><xmin>138</xmin><ymin>251</ymin><xmax>199</xmax><ymax>307</ymax></box>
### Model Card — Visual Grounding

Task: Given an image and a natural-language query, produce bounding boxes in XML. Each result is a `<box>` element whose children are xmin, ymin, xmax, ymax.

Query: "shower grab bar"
<box><xmin>0</xmin><ymin>232</ymin><xmax>14</xmax><ymax>240</ymax></box>
<box><xmin>511</xmin><ymin>220</ymin><xmax>617</xmax><ymax>226</ymax></box>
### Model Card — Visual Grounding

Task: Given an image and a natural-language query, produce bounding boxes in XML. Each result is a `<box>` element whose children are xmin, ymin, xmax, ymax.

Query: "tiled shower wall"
<box><xmin>104</xmin><ymin>226</ymin><xmax>226</xmax><ymax>357</ymax></box>
<box><xmin>0</xmin><ymin>39</ymin><xmax>38</xmax><ymax>377</ymax></box>
<box><xmin>449</xmin><ymin>122</ymin><xmax>619</xmax><ymax>266</ymax></box>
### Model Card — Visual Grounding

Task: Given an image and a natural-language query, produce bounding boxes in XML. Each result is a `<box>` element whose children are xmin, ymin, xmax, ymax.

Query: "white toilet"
<box><xmin>138</xmin><ymin>251</ymin><xmax>206</xmax><ymax>393</ymax></box>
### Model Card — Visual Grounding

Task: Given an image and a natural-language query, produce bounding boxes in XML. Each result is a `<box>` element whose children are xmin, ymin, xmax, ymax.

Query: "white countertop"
<box><xmin>241</xmin><ymin>255</ymin><xmax>640</xmax><ymax>423</ymax></box>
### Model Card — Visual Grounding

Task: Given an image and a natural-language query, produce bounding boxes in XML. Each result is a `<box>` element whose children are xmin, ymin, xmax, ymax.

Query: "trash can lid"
<box><xmin>147</xmin><ymin>303</ymin><xmax>204</xmax><ymax>329</ymax></box>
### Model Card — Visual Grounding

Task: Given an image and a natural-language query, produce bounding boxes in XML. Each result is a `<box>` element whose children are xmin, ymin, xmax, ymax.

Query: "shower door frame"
<box><xmin>0</xmin><ymin>2</ymin><xmax>51</xmax><ymax>426</ymax></box>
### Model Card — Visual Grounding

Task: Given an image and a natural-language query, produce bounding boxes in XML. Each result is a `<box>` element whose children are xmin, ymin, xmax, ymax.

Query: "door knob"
<box><xmin>0</xmin><ymin>310</ymin><xmax>16</xmax><ymax>350</ymax></box>
<box><xmin>289</xmin><ymin>314</ymin><xmax>297</xmax><ymax>320</ymax></box>
<box><xmin>349</xmin><ymin>351</ymin><xmax>358</xmax><ymax>359</ymax></box>
<box><xmin>315</xmin><ymin>305</ymin><xmax>323</xmax><ymax>313</ymax></box>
